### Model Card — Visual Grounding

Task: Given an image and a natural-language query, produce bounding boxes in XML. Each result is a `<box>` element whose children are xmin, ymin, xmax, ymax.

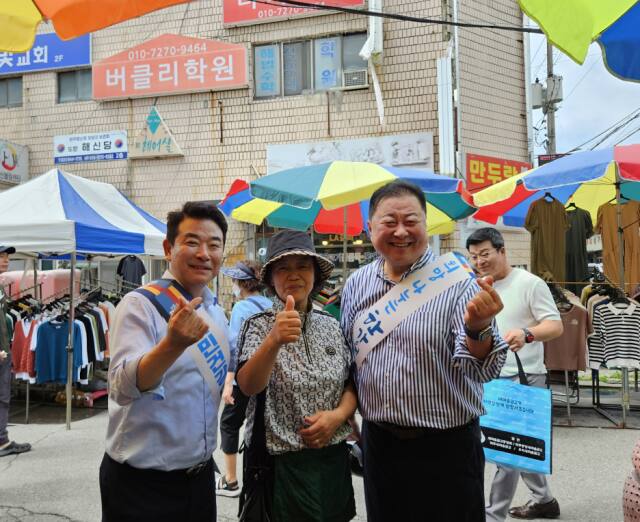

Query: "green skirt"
<box><xmin>272</xmin><ymin>441</ymin><xmax>356</xmax><ymax>522</ymax></box>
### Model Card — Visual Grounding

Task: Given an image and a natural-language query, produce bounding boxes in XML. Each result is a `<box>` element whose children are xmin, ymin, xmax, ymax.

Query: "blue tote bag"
<box><xmin>480</xmin><ymin>353</ymin><xmax>552</xmax><ymax>474</ymax></box>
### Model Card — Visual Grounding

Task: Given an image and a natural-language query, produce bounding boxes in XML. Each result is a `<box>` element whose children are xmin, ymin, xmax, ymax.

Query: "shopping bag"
<box><xmin>480</xmin><ymin>353</ymin><xmax>553</xmax><ymax>474</ymax></box>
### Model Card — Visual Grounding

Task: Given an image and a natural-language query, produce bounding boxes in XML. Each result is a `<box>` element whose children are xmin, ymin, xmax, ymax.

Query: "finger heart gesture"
<box><xmin>464</xmin><ymin>276</ymin><xmax>503</xmax><ymax>331</ymax></box>
<box><xmin>167</xmin><ymin>297</ymin><xmax>208</xmax><ymax>350</ymax></box>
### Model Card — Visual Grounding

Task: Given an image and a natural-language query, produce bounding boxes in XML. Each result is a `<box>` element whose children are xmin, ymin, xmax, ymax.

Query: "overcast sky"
<box><xmin>528</xmin><ymin>32</ymin><xmax>640</xmax><ymax>157</ymax></box>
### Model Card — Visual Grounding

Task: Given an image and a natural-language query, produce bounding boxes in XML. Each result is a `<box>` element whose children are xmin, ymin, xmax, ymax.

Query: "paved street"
<box><xmin>0</xmin><ymin>408</ymin><xmax>637</xmax><ymax>521</ymax></box>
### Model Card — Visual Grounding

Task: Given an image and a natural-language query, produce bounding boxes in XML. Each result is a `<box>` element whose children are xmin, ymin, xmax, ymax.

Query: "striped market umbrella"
<box><xmin>2</xmin><ymin>0</ymin><xmax>193</xmax><ymax>52</ymax></box>
<box><xmin>248</xmin><ymin>161</ymin><xmax>476</xmax><ymax>229</ymax></box>
<box><xmin>219</xmin><ymin>179</ymin><xmax>460</xmax><ymax>236</ymax></box>
<box><xmin>472</xmin><ymin>144</ymin><xmax>640</xmax><ymax>227</ymax></box>
<box><xmin>223</xmin><ymin>163</ymin><xmax>476</xmax><ymax>236</ymax></box>
<box><xmin>520</xmin><ymin>0</ymin><xmax>640</xmax><ymax>81</ymax></box>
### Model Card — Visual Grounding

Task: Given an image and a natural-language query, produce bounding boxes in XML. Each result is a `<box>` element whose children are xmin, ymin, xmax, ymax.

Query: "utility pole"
<box><xmin>546</xmin><ymin>42</ymin><xmax>556</xmax><ymax>154</ymax></box>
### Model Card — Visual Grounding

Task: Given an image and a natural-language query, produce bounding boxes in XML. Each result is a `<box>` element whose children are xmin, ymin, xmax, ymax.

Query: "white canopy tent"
<box><xmin>0</xmin><ymin>168</ymin><xmax>166</xmax><ymax>428</ymax></box>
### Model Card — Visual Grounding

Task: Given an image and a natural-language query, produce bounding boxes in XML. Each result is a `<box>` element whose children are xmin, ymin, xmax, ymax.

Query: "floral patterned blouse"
<box><xmin>237</xmin><ymin>297</ymin><xmax>352</xmax><ymax>455</ymax></box>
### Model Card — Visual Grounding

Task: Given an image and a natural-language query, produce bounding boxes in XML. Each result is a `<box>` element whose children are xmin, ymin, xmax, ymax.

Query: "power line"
<box><xmin>590</xmin><ymin>112</ymin><xmax>640</xmax><ymax>150</ymax></box>
<box><xmin>563</xmin><ymin>58</ymin><xmax>599</xmax><ymax>101</ymax></box>
<box><xmin>614</xmin><ymin>124</ymin><xmax>640</xmax><ymax>146</ymax></box>
<box><xmin>249</xmin><ymin>0</ymin><xmax>543</xmax><ymax>33</ymax></box>
<box><xmin>530</xmin><ymin>37</ymin><xmax>545</xmax><ymax>65</ymax></box>
<box><xmin>566</xmin><ymin>108</ymin><xmax>640</xmax><ymax>152</ymax></box>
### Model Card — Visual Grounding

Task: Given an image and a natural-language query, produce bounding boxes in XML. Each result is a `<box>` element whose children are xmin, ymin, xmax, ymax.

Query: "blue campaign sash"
<box><xmin>134</xmin><ymin>279</ymin><xmax>229</xmax><ymax>402</ymax></box>
<box><xmin>351</xmin><ymin>252</ymin><xmax>475</xmax><ymax>369</ymax></box>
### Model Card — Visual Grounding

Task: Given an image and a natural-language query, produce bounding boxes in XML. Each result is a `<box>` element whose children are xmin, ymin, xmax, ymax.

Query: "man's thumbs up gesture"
<box><xmin>268</xmin><ymin>295</ymin><xmax>302</xmax><ymax>346</ymax></box>
<box><xmin>166</xmin><ymin>297</ymin><xmax>209</xmax><ymax>351</ymax></box>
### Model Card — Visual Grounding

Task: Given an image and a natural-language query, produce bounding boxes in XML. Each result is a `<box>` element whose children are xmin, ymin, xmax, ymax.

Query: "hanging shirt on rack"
<box><xmin>596</xmin><ymin>201</ymin><xmax>640</xmax><ymax>292</ymax></box>
<box><xmin>565</xmin><ymin>207</ymin><xmax>593</xmax><ymax>295</ymax></box>
<box><xmin>589</xmin><ymin>300</ymin><xmax>640</xmax><ymax>370</ymax></box>
<box><xmin>544</xmin><ymin>304</ymin><xmax>590</xmax><ymax>371</ymax></box>
<box><xmin>11</xmin><ymin>319</ymin><xmax>38</xmax><ymax>382</ymax></box>
<box><xmin>117</xmin><ymin>256</ymin><xmax>146</xmax><ymax>289</ymax></box>
<box><xmin>525</xmin><ymin>198</ymin><xmax>569</xmax><ymax>282</ymax></box>
<box><xmin>34</xmin><ymin>320</ymin><xmax>83</xmax><ymax>384</ymax></box>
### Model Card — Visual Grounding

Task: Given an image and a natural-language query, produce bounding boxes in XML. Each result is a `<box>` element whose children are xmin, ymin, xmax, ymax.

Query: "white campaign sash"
<box><xmin>352</xmin><ymin>252</ymin><xmax>475</xmax><ymax>369</ymax></box>
<box><xmin>185</xmin><ymin>307</ymin><xmax>231</xmax><ymax>403</ymax></box>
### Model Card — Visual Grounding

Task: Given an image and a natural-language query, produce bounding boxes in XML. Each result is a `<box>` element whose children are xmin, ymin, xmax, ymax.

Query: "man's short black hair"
<box><xmin>368</xmin><ymin>180</ymin><xmax>427</xmax><ymax>219</ymax></box>
<box><xmin>465</xmin><ymin>227</ymin><xmax>505</xmax><ymax>250</ymax></box>
<box><xmin>166</xmin><ymin>201</ymin><xmax>228</xmax><ymax>245</ymax></box>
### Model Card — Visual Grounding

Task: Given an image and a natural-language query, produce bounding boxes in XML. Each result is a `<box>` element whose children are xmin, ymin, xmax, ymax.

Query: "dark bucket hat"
<box><xmin>260</xmin><ymin>230</ymin><xmax>334</xmax><ymax>284</ymax></box>
<box><xmin>220</xmin><ymin>261</ymin><xmax>258</xmax><ymax>281</ymax></box>
<box><xmin>0</xmin><ymin>246</ymin><xmax>15</xmax><ymax>254</ymax></box>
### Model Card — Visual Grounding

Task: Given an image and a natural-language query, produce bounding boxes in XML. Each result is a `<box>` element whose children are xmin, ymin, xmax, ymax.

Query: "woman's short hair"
<box><xmin>235</xmin><ymin>260</ymin><xmax>265</xmax><ymax>293</ymax></box>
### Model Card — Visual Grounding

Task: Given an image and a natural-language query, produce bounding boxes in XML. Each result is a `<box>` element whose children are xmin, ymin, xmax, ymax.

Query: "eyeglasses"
<box><xmin>469</xmin><ymin>249</ymin><xmax>499</xmax><ymax>262</ymax></box>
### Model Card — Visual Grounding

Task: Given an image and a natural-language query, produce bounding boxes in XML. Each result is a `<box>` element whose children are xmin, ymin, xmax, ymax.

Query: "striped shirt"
<box><xmin>589</xmin><ymin>300</ymin><xmax>640</xmax><ymax>369</ymax></box>
<box><xmin>341</xmin><ymin>248</ymin><xmax>507</xmax><ymax>429</ymax></box>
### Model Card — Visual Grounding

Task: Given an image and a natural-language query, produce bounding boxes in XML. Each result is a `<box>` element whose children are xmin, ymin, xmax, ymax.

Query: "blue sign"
<box><xmin>0</xmin><ymin>33</ymin><xmax>91</xmax><ymax>76</ymax></box>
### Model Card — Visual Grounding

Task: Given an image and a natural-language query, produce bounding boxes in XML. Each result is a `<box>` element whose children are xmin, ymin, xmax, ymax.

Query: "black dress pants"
<box><xmin>219</xmin><ymin>384</ymin><xmax>250</xmax><ymax>454</ymax></box>
<box><xmin>362</xmin><ymin>419</ymin><xmax>485</xmax><ymax>522</ymax></box>
<box><xmin>99</xmin><ymin>453</ymin><xmax>216</xmax><ymax>522</ymax></box>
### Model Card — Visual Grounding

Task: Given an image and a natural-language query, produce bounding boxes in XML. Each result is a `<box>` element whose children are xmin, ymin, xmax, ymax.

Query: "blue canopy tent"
<box><xmin>0</xmin><ymin>169</ymin><xmax>166</xmax><ymax>428</ymax></box>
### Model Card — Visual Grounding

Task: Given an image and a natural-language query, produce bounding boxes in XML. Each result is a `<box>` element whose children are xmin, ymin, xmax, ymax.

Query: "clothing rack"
<box><xmin>9</xmin><ymin>282</ymin><xmax>111</xmax><ymax>424</ymax></box>
<box><xmin>545</xmin><ymin>281</ymin><xmax>579</xmax><ymax>424</ymax></box>
<box><xmin>542</xmin><ymin>273</ymin><xmax>640</xmax><ymax>428</ymax></box>
<box><xmin>582</xmin><ymin>273</ymin><xmax>639</xmax><ymax>427</ymax></box>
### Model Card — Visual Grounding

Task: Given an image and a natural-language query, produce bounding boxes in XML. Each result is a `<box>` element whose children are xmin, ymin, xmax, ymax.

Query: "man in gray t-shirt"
<box><xmin>467</xmin><ymin>228</ymin><xmax>563</xmax><ymax>522</ymax></box>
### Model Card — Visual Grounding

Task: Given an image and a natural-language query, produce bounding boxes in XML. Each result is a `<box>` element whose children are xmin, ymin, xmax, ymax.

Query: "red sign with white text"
<box><xmin>466</xmin><ymin>153</ymin><xmax>532</xmax><ymax>193</ymax></box>
<box><xmin>93</xmin><ymin>34</ymin><xmax>248</xmax><ymax>100</ymax></box>
<box><xmin>223</xmin><ymin>0</ymin><xmax>365</xmax><ymax>26</ymax></box>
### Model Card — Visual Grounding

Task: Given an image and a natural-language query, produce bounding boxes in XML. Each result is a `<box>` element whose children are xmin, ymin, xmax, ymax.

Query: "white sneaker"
<box><xmin>215</xmin><ymin>474</ymin><xmax>240</xmax><ymax>497</ymax></box>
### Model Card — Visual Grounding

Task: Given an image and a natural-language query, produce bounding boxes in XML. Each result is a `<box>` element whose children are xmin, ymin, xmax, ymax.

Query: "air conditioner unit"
<box><xmin>342</xmin><ymin>69</ymin><xmax>368</xmax><ymax>89</ymax></box>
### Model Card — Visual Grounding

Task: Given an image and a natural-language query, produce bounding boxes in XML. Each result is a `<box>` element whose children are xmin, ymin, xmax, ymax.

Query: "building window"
<box><xmin>254</xmin><ymin>33</ymin><xmax>367</xmax><ymax>99</ymax></box>
<box><xmin>57</xmin><ymin>69</ymin><xmax>92</xmax><ymax>103</ymax></box>
<box><xmin>0</xmin><ymin>77</ymin><xmax>23</xmax><ymax>108</ymax></box>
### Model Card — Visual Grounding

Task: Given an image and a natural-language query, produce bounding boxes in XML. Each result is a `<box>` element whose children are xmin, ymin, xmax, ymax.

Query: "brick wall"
<box><xmin>454</xmin><ymin>0</ymin><xmax>531</xmax><ymax>267</ymax></box>
<box><xmin>1</xmin><ymin>0</ymin><xmax>532</xmax><ymax>292</ymax></box>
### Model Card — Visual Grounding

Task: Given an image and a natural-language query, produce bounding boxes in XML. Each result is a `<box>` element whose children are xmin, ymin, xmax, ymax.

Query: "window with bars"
<box><xmin>254</xmin><ymin>33</ymin><xmax>368</xmax><ymax>99</ymax></box>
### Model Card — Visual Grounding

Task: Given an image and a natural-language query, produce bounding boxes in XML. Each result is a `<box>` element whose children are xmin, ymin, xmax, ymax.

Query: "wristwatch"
<box><xmin>522</xmin><ymin>328</ymin><xmax>535</xmax><ymax>343</ymax></box>
<box><xmin>464</xmin><ymin>324</ymin><xmax>493</xmax><ymax>341</ymax></box>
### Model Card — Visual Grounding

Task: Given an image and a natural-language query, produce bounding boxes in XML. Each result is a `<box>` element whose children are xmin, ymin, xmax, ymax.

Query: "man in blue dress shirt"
<box><xmin>100</xmin><ymin>202</ymin><xmax>230</xmax><ymax>522</ymax></box>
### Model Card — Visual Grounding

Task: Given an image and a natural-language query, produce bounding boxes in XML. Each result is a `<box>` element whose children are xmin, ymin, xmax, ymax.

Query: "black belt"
<box><xmin>105</xmin><ymin>453</ymin><xmax>212</xmax><ymax>480</ymax></box>
<box><xmin>372</xmin><ymin>418</ymin><xmax>477</xmax><ymax>441</ymax></box>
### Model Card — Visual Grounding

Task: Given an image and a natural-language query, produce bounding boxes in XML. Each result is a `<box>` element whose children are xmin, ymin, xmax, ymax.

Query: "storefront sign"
<box><xmin>267</xmin><ymin>132</ymin><xmax>434</xmax><ymax>174</ymax></box>
<box><xmin>465</xmin><ymin>153</ymin><xmax>532</xmax><ymax>193</ymax></box>
<box><xmin>0</xmin><ymin>33</ymin><xmax>91</xmax><ymax>76</ymax></box>
<box><xmin>538</xmin><ymin>153</ymin><xmax>569</xmax><ymax>166</ymax></box>
<box><xmin>130</xmin><ymin>107</ymin><xmax>183</xmax><ymax>158</ymax></box>
<box><xmin>0</xmin><ymin>139</ymin><xmax>29</xmax><ymax>184</ymax></box>
<box><xmin>93</xmin><ymin>34</ymin><xmax>248</xmax><ymax>100</ymax></box>
<box><xmin>223</xmin><ymin>0</ymin><xmax>365</xmax><ymax>26</ymax></box>
<box><xmin>53</xmin><ymin>131</ymin><xmax>128</xmax><ymax>164</ymax></box>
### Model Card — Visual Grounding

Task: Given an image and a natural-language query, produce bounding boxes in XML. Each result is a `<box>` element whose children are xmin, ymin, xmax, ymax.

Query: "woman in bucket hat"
<box><xmin>237</xmin><ymin>230</ymin><xmax>357</xmax><ymax>521</ymax></box>
<box><xmin>216</xmin><ymin>260</ymin><xmax>272</xmax><ymax>498</ymax></box>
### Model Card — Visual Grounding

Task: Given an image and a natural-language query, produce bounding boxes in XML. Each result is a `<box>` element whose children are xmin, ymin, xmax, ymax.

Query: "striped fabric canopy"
<box><xmin>519</xmin><ymin>0</ymin><xmax>640</xmax><ymax>81</ymax></box>
<box><xmin>472</xmin><ymin>144</ymin><xmax>640</xmax><ymax>226</ymax></box>
<box><xmin>223</xmin><ymin>163</ymin><xmax>476</xmax><ymax>235</ymax></box>
<box><xmin>0</xmin><ymin>168</ymin><xmax>166</xmax><ymax>254</ymax></box>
